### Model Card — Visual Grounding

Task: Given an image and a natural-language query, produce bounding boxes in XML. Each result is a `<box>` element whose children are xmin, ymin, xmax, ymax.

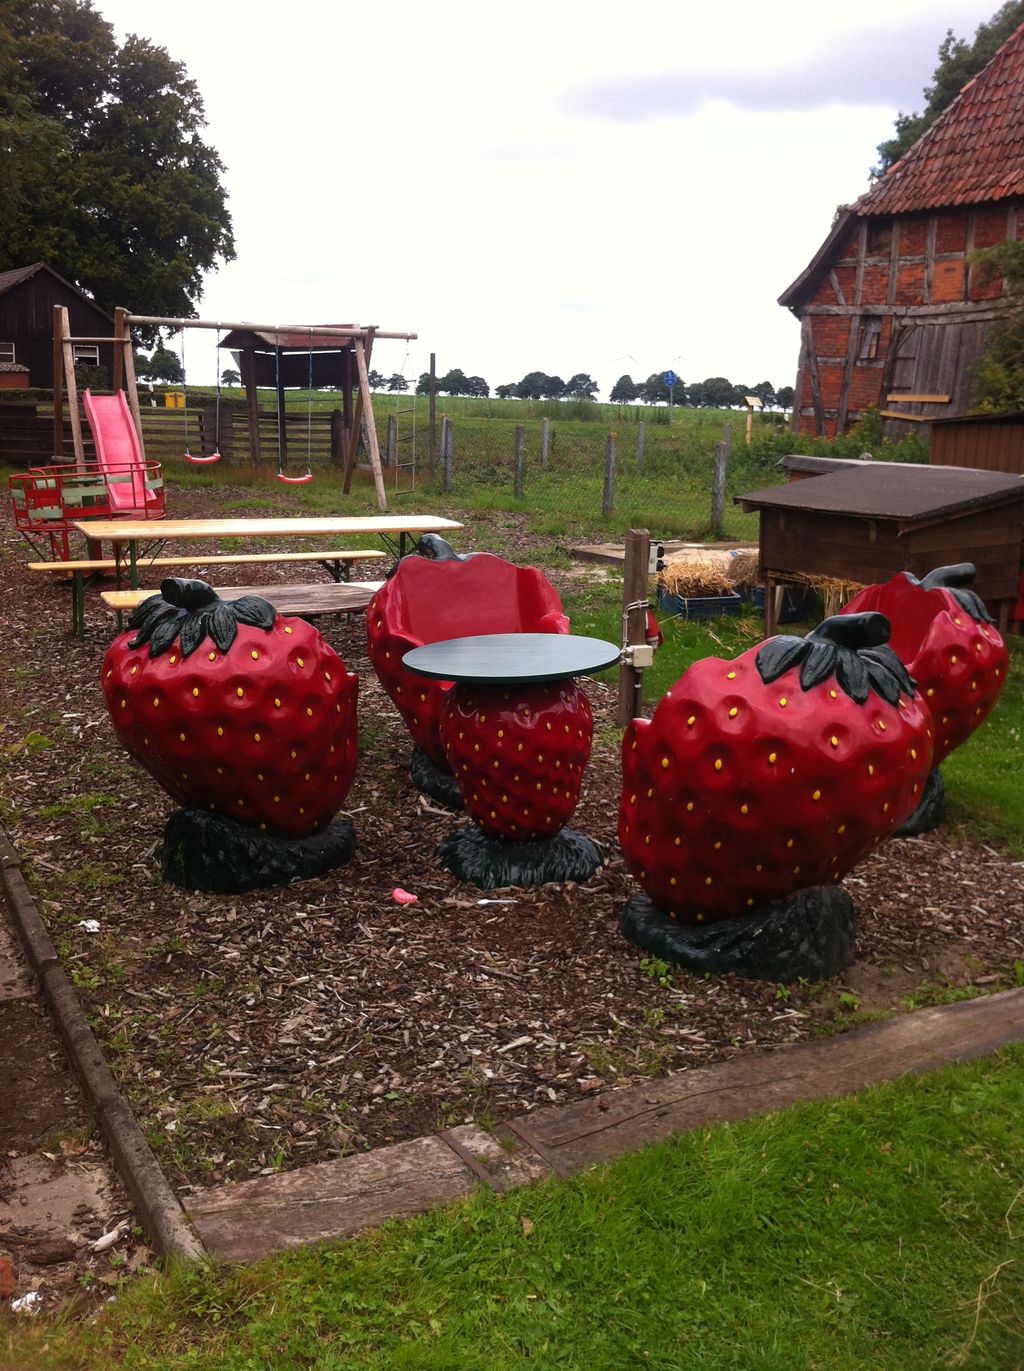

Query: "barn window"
<box><xmin>73</xmin><ymin>344</ymin><xmax>100</xmax><ymax>365</ymax></box>
<box><xmin>858</xmin><ymin>317</ymin><xmax>882</xmax><ymax>360</ymax></box>
<box><xmin>0</xmin><ymin>343</ymin><xmax>14</xmax><ymax>363</ymax></box>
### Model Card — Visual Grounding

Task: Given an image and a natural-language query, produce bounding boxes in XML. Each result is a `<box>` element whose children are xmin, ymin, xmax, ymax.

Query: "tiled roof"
<box><xmin>0</xmin><ymin>263</ymin><xmax>46</xmax><ymax>297</ymax></box>
<box><xmin>0</xmin><ymin>362</ymin><xmax>29</xmax><ymax>373</ymax></box>
<box><xmin>854</xmin><ymin>21</ymin><xmax>1024</xmax><ymax>215</ymax></box>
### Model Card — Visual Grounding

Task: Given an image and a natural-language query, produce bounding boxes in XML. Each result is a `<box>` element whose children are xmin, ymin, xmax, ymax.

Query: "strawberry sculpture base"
<box><xmin>410</xmin><ymin>747</ymin><xmax>464</xmax><ymax>812</ymax></box>
<box><xmin>163</xmin><ymin>808</ymin><xmax>356</xmax><ymax>894</ymax></box>
<box><xmin>621</xmin><ymin>887</ymin><xmax>856</xmax><ymax>982</ymax></box>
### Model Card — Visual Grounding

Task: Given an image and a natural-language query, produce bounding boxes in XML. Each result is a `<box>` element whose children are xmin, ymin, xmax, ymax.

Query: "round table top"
<box><xmin>403</xmin><ymin>633</ymin><xmax>621</xmax><ymax>685</ymax></box>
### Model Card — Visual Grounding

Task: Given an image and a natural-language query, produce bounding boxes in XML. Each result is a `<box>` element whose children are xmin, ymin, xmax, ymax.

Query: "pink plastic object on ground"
<box><xmin>83</xmin><ymin>390</ymin><xmax>161</xmax><ymax>515</ymax></box>
<box><xmin>367</xmin><ymin>553</ymin><xmax>570</xmax><ymax>767</ymax></box>
<box><xmin>392</xmin><ymin>888</ymin><xmax>418</xmax><ymax>904</ymax></box>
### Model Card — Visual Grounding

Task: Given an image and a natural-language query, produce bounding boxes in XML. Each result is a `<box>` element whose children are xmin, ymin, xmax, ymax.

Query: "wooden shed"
<box><xmin>736</xmin><ymin>462</ymin><xmax>1024</xmax><ymax>633</ymax></box>
<box><xmin>929</xmin><ymin>411</ymin><xmax>1024</xmax><ymax>474</ymax></box>
<box><xmin>0</xmin><ymin>263</ymin><xmax>113</xmax><ymax>389</ymax></box>
<box><xmin>779</xmin><ymin>23</ymin><xmax>1024</xmax><ymax>439</ymax></box>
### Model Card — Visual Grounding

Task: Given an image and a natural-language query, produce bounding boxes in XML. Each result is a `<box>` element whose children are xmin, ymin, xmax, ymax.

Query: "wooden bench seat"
<box><xmin>29</xmin><ymin>549</ymin><xmax>387</xmax><ymax>637</ymax></box>
<box><xmin>100</xmin><ymin>580</ymin><xmax>385</xmax><ymax>622</ymax></box>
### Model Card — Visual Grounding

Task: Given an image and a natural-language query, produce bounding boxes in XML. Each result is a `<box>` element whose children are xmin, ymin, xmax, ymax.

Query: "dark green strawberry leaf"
<box><xmin>232</xmin><ymin>596</ymin><xmax>277</xmax><ymax>630</ymax></box>
<box><xmin>178</xmin><ymin>613</ymin><xmax>207</xmax><ymax>658</ymax></box>
<box><xmin>863</xmin><ymin>657</ymin><xmax>902</xmax><ymax>705</ymax></box>
<box><xmin>834</xmin><ymin>647</ymin><xmax>869</xmax><ymax>703</ymax></box>
<box><xmin>797</xmin><ymin>639</ymin><xmax>835</xmax><ymax>692</ymax></box>
<box><xmin>861</xmin><ymin>646</ymin><xmax>915</xmax><ymax>699</ymax></box>
<box><xmin>755</xmin><ymin>636</ymin><xmax>809</xmax><ymax>684</ymax></box>
<box><xmin>918</xmin><ymin>563</ymin><xmax>995</xmax><ymax>624</ymax></box>
<box><xmin>148</xmin><ymin>612</ymin><xmax>187</xmax><ymax>658</ymax></box>
<box><xmin>208</xmin><ymin>603</ymin><xmax>238</xmax><ymax>653</ymax></box>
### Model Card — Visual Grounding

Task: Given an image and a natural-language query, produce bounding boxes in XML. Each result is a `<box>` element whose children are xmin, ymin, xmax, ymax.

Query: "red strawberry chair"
<box><xmin>841</xmin><ymin>563</ymin><xmax>1009</xmax><ymax>833</ymax></box>
<box><xmin>366</xmin><ymin>546</ymin><xmax>569</xmax><ymax>804</ymax></box>
<box><xmin>103</xmin><ymin>579</ymin><xmax>359</xmax><ymax>893</ymax></box>
<box><xmin>619</xmin><ymin>612</ymin><xmax>934</xmax><ymax>981</ymax></box>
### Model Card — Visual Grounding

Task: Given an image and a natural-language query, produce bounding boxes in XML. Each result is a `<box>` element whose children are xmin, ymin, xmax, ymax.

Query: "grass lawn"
<box><xmin>8</xmin><ymin>1047</ymin><xmax>1023</xmax><ymax>1370</ymax></box>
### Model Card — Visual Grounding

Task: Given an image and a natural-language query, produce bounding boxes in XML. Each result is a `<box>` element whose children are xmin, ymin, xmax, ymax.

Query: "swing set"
<box><xmin>129</xmin><ymin>314</ymin><xmax>417</xmax><ymax>511</ymax></box>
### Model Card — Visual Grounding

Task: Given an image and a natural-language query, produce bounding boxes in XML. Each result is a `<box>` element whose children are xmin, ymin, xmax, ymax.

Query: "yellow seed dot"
<box><xmin>290</xmin><ymin>750</ymin><xmax>297</xmax><ymax>759</ymax></box>
<box><xmin>714</xmin><ymin>840</ymin><xmax>722</xmax><ymax>850</ymax></box>
<box><xmin>325</xmin><ymin>671</ymin><xmax>331</xmax><ymax>681</ymax></box>
<box><xmin>729</xmin><ymin>707</ymin><xmax>738</xmax><ymax>718</ymax></box>
<box><xmin>727</xmin><ymin>671</ymin><xmax>737</xmax><ymax>680</ymax></box>
<box><xmin>768</xmin><ymin>752</ymin><xmax>777</xmax><ymax>764</ymax></box>
<box><xmin>209</xmin><ymin>651</ymin><xmax>216</xmax><ymax>661</ymax></box>
<box><xmin>793</xmin><ymin>865</ymin><xmax>800</xmax><ymax>875</ymax></box>
<box><xmin>878</xmin><ymin>720</ymin><xmax>887</xmax><ymax>732</ymax></box>
<box><xmin>178</xmin><ymin>732</ymin><xmax>186</xmax><ymax>742</ymax></box>
<box><xmin>674</xmin><ymin>836</ymin><xmax>682</xmax><ymax>846</ymax></box>
<box><xmin>755</xmin><ymin>863</ymin><xmax>764</xmax><ymax>872</ymax></box>
<box><xmin>926</xmin><ymin>686</ymin><xmax>935</xmax><ymax>697</ymax></box>
<box><xmin>837</xmin><ymin>824</ymin><xmax>846</xmax><ymax>835</ymax></box>
<box><xmin>686</xmin><ymin>801</ymin><xmax>695</xmax><ymax>812</ymax></box>
<box><xmin>868</xmin><ymin>764</ymin><xmax>874</xmax><ymax>776</ymax></box>
<box><xmin>192</xmin><ymin>687</ymin><xmax>199</xmax><ymax>698</ymax></box>
<box><xmin>950</xmin><ymin>654</ymin><xmax>957</xmax><ymax>665</ymax></box>
<box><xmin>661</xmin><ymin>756</ymin><xmax>669</xmax><ymax>768</ymax></box>
<box><xmin>257</xmin><ymin>773</ymin><xmax>264</xmax><ymax>781</ymax></box>
<box><xmin>251</xmin><ymin>650</ymin><xmax>259</xmax><ymax>661</ymax></box>
<box><xmin>497</xmin><ymin>729</ymin><xmax>504</xmax><ymax>738</ymax></box>
<box><xmin>696</xmin><ymin>913</ymin><xmax>705</xmax><ymax>923</ymax></box>
<box><xmin>829</xmin><ymin>689</ymin><xmax>837</xmax><ymax>699</ymax></box>
<box><xmin>812</xmin><ymin>789</ymin><xmax>821</xmax><ymax>801</ymax></box>
<box><xmin>882</xmin><ymin>802</ymin><xmax>889</xmax><ymax>812</ymax></box>
<box><xmin>830</xmin><ymin>736</ymin><xmax>839</xmax><ymax>748</ymax></box>
<box><xmin>740</xmin><ymin>803</ymin><xmax>749</xmax><ymax>815</ymax></box>
<box><xmin>786</xmin><ymin>838</ymin><xmax>795</xmax><ymax>849</ymax></box>
<box><xmin>747</xmin><ymin>898</ymin><xmax>754</xmax><ymax>907</ymax></box>
<box><xmin>911</xmin><ymin>748</ymin><xmax>917</xmax><ymax>760</ymax></box>
<box><xmin>306</xmin><ymin>707</ymin><xmax>313</xmax><ymax>717</ymax></box>
<box><xmin>284</xmin><ymin>626</ymin><xmax>292</xmax><ymax>635</ymax></box>
<box><xmin>153</xmin><ymin>697</ymin><xmax>160</xmax><ymax>707</ymax></box>
<box><xmin>120</xmin><ymin>699</ymin><xmax>126</xmax><ymax>709</ymax></box>
<box><xmin>705</xmin><ymin>876</ymin><xmax>713</xmax><ymax>886</ymax></box>
<box><xmin>254</xmin><ymin>732</ymin><xmax>261</xmax><ymax>743</ymax></box>
<box><xmin>670</xmin><ymin>876</ymin><xmax>677</xmax><ymax>886</ymax></box>
<box><xmin>169</xmin><ymin>655</ymin><xmax>177</xmax><ymax>665</ymax></box>
<box><xmin>236</xmin><ymin>687</ymin><xmax>244</xmax><ymax>698</ymax></box>
<box><xmin>714</xmin><ymin>758</ymin><xmax>723</xmax><ymax>771</ymax></box>
<box><xmin>130</xmin><ymin>665</ymin><xmax>137</xmax><ymax>676</ymax></box>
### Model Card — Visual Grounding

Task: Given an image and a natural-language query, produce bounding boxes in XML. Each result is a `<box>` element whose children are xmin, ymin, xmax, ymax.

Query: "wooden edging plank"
<box><xmin>186</xmin><ymin>986</ymin><xmax>1024</xmax><ymax>1264</ymax></box>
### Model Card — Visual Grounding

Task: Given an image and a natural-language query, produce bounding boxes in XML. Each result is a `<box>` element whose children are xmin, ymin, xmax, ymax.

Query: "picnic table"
<box><xmin>71</xmin><ymin>515</ymin><xmax>464</xmax><ymax>587</ymax></box>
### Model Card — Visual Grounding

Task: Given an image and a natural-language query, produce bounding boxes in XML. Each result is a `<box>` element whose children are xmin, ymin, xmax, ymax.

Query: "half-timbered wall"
<box><xmin>793</xmin><ymin>199</ymin><xmax>1023</xmax><ymax>437</ymax></box>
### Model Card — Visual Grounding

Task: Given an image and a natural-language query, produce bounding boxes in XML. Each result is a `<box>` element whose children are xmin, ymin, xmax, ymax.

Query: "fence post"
<box><xmin>385</xmin><ymin>413</ymin><xmax>397</xmax><ymax>467</ymax></box>
<box><xmin>602</xmin><ymin>432</ymin><xmax>617</xmax><ymax>517</ymax></box>
<box><xmin>541</xmin><ymin>417</ymin><xmax>550</xmax><ymax>468</ymax></box>
<box><xmin>618</xmin><ymin>528</ymin><xmax>651</xmax><ymax>724</ymax></box>
<box><xmin>636</xmin><ymin>420</ymin><xmax>645</xmax><ymax>471</ymax></box>
<box><xmin>514</xmin><ymin>424</ymin><xmax>525</xmax><ymax>498</ymax></box>
<box><xmin>330</xmin><ymin>409</ymin><xmax>344</xmax><ymax>468</ymax></box>
<box><xmin>428</xmin><ymin>352</ymin><xmax>437</xmax><ymax>472</ymax></box>
<box><xmin>441</xmin><ymin>415</ymin><xmax>454</xmax><ymax>493</ymax></box>
<box><xmin>710</xmin><ymin>423</ymin><xmax>730</xmax><ymax>538</ymax></box>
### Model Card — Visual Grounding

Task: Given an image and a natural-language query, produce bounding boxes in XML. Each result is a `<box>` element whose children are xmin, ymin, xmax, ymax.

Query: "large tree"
<box><xmin>0</xmin><ymin>0</ymin><xmax>234</xmax><ymax>325</ymax></box>
<box><xmin>874</xmin><ymin>1</ymin><xmax>1024</xmax><ymax>174</ymax></box>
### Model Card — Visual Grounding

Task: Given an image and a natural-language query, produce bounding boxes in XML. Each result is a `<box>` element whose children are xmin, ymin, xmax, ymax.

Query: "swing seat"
<box><xmin>185</xmin><ymin>451</ymin><xmax>222</xmax><ymax>465</ymax></box>
<box><xmin>277</xmin><ymin>472</ymin><xmax>314</xmax><ymax>485</ymax></box>
<box><xmin>367</xmin><ymin>552</ymin><xmax>569</xmax><ymax>768</ymax></box>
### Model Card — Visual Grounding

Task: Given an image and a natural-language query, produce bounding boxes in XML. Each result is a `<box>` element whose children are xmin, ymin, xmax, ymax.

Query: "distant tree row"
<box><xmin>361</xmin><ymin>367</ymin><xmax>797</xmax><ymax>408</ymax></box>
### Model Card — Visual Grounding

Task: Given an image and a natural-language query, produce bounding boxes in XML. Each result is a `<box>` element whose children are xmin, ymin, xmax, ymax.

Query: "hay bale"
<box><xmin>727</xmin><ymin>550</ymin><xmax>760</xmax><ymax>591</ymax></box>
<box><xmin>658</xmin><ymin>559</ymin><xmax>733</xmax><ymax>599</ymax></box>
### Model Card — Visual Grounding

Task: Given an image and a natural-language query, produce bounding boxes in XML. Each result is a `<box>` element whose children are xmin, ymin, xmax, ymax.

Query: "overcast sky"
<box><xmin>94</xmin><ymin>0</ymin><xmax>1000</xmax><ymax>396</ymax></box>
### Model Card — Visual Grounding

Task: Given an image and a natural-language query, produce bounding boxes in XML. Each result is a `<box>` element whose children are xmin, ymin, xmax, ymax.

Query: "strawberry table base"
<box><xmin>621</xmin><ymin>887</ymin><xmax>856</xmax><ymax>983</ymax></box>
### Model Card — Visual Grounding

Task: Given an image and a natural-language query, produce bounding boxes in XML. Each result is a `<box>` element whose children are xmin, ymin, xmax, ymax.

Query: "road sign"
<box><xmin>663</xmin><ymin>370</ymin><xmax>677</xmax><ymax>386</ymax></box>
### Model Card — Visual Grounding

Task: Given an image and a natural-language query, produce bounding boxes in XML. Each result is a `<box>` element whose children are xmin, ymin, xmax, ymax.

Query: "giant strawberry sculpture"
<box><xmin>842</xmin><ymin>564</ymin><xmax>1008</xmax><ymax>767</ymax></box>
<box><xmin>102</xmin><ymin>579</ymin><xmax>359</xmax><ymax>891</ymax></box>
<box><xmin>619</xmin><ymin>613</ymin><xmax>934</xmax><ymax>977</ymax></box>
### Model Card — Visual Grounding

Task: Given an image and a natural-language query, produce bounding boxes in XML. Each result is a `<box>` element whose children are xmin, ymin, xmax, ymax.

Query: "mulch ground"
<box><xmin>2</xmin><ymin>484</ymin><xmax>1023</xmax><ymax>1199</ymax></box>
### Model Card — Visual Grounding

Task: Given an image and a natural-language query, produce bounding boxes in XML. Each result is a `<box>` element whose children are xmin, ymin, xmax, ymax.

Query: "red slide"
<box><xmin>83</xmin><ymin>389</ymin><xmax>160</xmax><ymax>514</ymax></box>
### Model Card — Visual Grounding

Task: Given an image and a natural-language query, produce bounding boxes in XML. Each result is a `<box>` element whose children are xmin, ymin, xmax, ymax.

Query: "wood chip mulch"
<box><xmin>2</xmin><ymin>486</ymin><xmax>1022</xmax><ymax>1195</ymax></box>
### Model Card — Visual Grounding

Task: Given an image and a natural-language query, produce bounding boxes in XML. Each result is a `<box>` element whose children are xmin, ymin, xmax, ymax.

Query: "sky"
<box><xmin>93</xmin><ymin>0</ymin><xmax>1003</xmax><ymax>397</ymax></box>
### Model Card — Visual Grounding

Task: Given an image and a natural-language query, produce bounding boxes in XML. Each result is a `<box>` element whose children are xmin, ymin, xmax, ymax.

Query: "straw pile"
<box><xmin>657</xmin><ymin>559</ymin><xmax>734</xmax><ymax>599</ymax></box>
<box><xmin>787</xmin><ymin>572</ymin><xmax>865</xmax><ymax>618</ymax></box>
<box><xmin>726</xmin><ymin>550</ymin><xmax>760</xmax><ymax>592</ymax></box>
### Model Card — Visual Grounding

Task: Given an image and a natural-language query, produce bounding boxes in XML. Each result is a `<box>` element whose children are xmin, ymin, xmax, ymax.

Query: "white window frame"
<box><xmin>0</xmin><ymin>342</ymin><xmax>15</xmax><ymax>363</ymax></box>
<box><xmin>73</xmin><ymin>344</ymin><xmax>100</xmax><ymax>365</ymax></box>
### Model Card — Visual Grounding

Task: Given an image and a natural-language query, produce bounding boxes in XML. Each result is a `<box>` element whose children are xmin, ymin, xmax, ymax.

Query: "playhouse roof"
<box><xmin>219</xmin><ymin>326</ymin><xmax>364</xmax><ymax>352</ymax></box>
<box><xmin>779</xmin><ymin>22</ymin><xmax>1024</xmax><ymax>309</ymax></box>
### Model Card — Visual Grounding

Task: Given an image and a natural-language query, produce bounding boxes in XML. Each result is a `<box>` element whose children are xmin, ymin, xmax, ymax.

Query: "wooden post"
<box><xmin>351</xmin><ymin>333</ymin><xmax>388</xmax><ymax>510</ymax></box>
<box><xmin>514</xmin><ymin>425</ymin><xmax>525</xmax><ymax>498</ymax></box>
<box><xmin>52</xmin><ymin>305</ymin><xmax>64</xmax><ymax>459</ymax></box>
<box><xmin>428</xmin><ymin>352</ymin><xmax>437</xmax><ymax>471</ymax></box>
<box><xmin>618</xmin><ymin>528</ymin><xmax>651</xmax><ymax>724</ymax></box>
<box><xmin>745</xmin><ymin>405</ymin><xmax>753</xmax><ymax>446</ymax></box>
<box><xmin>241</xmin><ymin>348</ymin><xmax>262</xmax><ymax>472</ymax></box>
<box><xmin>116</xmin><ymin>307</ymin><xmax>146</xmax><ymax>462</ymax></box>
<box><xmin>59</xmin><ymin>308</ymin><xmax>86</xmax><ymax>470</ymax></box>
<box><xmin>602</xmin><ymin>432</ymin><xmax>617</xmax><ymax>517</ymax></box>
<box><xmin>711</xmin><ymin>440</ymin><xmax>727</xmax><ymax>538</ymax></box>
<box><xmin>636</xmin><ymin>420</ymin><xmax>645</xmax><ymax>471</ymax></box>
<box><xmin>441</xmin><ymin>415</ymin><xmax>453</xmax><ymax>492</ymax></box>
<box><xmin>330</xmin><ymin>409</ymin><xmax>344</xmax><ymax>468</ymax></box>
<box><xmin>541</xmin><ymin>417</ymin><xmax>550</xmax><ymax>468</ymax></box>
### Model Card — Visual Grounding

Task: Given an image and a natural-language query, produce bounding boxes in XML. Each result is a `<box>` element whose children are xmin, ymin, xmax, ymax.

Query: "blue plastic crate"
<box><xmin>656</xmin><ymin>587</ymin><xmax>743</xmax><ymax>621</ymax></box>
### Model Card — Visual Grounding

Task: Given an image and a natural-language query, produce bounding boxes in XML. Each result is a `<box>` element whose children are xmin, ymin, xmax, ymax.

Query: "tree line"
<box><xmin>374</xmin><ymin>368</ymin><xmax>795</xmax><ymax>409</ymax></box>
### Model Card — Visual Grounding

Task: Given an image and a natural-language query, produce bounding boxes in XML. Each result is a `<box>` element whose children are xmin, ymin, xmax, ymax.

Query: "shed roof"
<box><xmin>736</xmin><ymin>461</ymin><xmax>1024</xmax><ymax>524</ymax></box>
<box><xmin>219</xmin><ymin>326</ymin><xmax>363</xmax><ymax>351</ymax></box>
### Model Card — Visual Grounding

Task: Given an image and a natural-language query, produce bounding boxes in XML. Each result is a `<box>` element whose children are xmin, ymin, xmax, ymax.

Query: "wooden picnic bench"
<box><xmin>29</xmin><ymin>549</ymin><xmax>387</xmax><ymax>637</ymax></box>
<box><xmin>100</xmin><ymin>580</ymin><xmax>386</xmax><ymax>623</ymax></box>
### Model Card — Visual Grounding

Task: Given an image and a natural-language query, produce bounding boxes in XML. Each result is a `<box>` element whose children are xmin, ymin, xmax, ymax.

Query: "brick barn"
<box><xmin>779</xmin><ymin>22</ymin><xmax>1024</xmax><ymax>438</ymax></box>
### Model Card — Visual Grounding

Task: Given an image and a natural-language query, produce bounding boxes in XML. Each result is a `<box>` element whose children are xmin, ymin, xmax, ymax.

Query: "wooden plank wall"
<box><xmin>931</xmin><ymin>419</ymin><xmax>1024</xmax><ymax>474</ymax></box>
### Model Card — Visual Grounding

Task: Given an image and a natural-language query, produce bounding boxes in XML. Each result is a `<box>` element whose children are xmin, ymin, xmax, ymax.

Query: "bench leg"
<box><xmin>72</xmin><ymin>570</ymin><xmax>84</xmax><ymax>639</ymax></box>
